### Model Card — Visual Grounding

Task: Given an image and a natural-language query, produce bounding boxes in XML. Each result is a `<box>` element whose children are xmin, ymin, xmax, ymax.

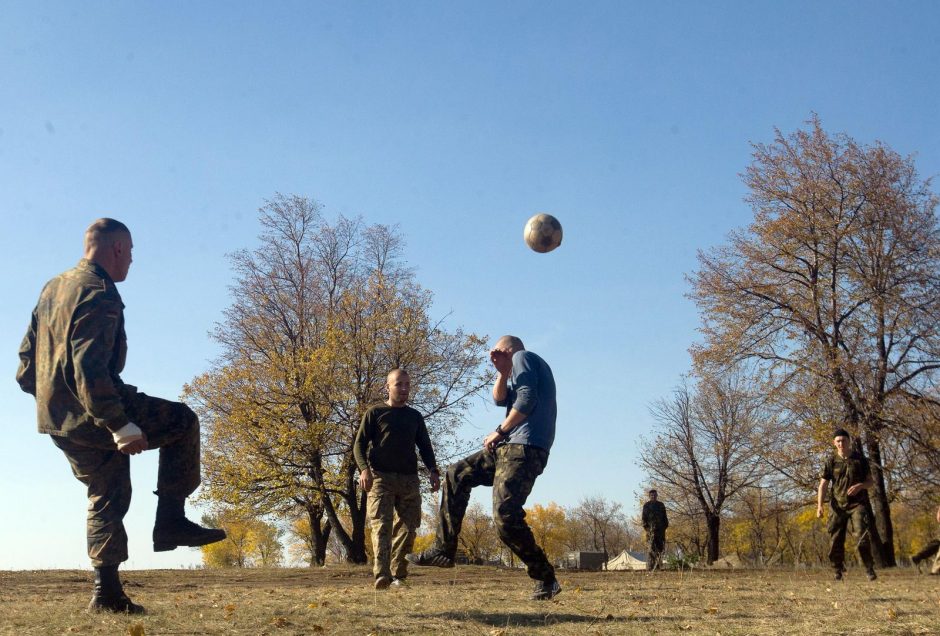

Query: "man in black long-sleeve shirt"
<box><xmin>642</xmin><ymin>489</ymin><xmax>669</xmax><ymax>570</ymax></box>
<box><xmin>354</xmin><ymin>369</ymin><xmax>440</xmax><ymax>589</ymax></box>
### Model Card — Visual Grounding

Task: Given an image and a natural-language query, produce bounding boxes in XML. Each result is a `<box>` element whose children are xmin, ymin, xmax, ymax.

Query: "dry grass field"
<box><xmin>1</xmin><ymin>566</ymin><xmax>938</xmax><ymax>635</ymax></box>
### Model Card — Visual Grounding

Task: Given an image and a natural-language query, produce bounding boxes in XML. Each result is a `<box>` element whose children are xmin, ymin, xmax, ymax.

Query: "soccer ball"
<box><xmin>523</xmin><ymin>213</ymin><xmax>563</xmax><ymax>253</ymax></box>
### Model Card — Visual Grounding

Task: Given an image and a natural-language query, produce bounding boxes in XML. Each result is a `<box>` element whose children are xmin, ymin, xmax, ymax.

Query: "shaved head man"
<box><xmin>408</xmin><ymin>334</ymin><xmax>561</xmax><ymax>601</ymax></box>
<box><xmin>354</xmin><ymin>368</ymin><xmax>440</xmax><ymax>590</ymax></box>
<box><xmin>17</xmin><ymin>218</ymin><xmax>226</xmax><ymax>614</ymax></box>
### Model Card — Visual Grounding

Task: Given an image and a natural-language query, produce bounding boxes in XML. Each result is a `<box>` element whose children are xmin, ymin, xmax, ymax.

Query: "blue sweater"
<box><xmin>495</xmin><ymin>350</ymin><xmax>557</xmax><ymax>452</ymax></box>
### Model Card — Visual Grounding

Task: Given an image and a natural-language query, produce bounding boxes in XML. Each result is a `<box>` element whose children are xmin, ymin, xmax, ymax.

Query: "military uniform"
<box><xmin>911</xmin><ymin>539</ymin><xmax>940</xmax><ymax>573</ymax></box>
<box><xmin>354</xmin><ymin>404</ymin><xmax>436</xmax><ymax>582</ymax></box>
<box><xmin>820</xmin><ymin>450</ymin><xmax>875</xmax><ymax>575</ymax></box>
<box><xmin>642</xmin><ymin>499</ymin><xmax>668</xmax><ymax>570</ymax></box>
<box><xmin>17</xmin><ymin>259</ymin><xmax>202</xmax><ymax>567</ymax></box>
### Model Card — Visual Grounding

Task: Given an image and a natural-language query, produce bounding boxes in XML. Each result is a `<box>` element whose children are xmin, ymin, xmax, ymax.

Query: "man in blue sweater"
<box><xmin>408</xmin><ymin>335</ymin><xmax>560</xmax><ymax>600</ymax></box>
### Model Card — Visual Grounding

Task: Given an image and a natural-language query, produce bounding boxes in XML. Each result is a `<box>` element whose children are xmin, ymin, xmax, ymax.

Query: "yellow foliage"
<box><xmin>201</xmin><ymin>508</ymin><xmax>283</xmax><ymax>568</ymax></box>
<box><xmin>525</xmin><ymin>502</ymin><xmax>569</xmax><ymax>563</ymax></box>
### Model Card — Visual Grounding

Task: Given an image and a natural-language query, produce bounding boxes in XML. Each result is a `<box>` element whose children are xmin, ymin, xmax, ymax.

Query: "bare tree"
<box><xmin>185</xmin><ymin>194</ymin><xmax>489</xmax><ymax>563</ymax></box>
<box><xmin>569</xmin><ymin>496</ymin><xmax>628</xmax><ymax>562</ymax></box>
<box><xmin>640</xmin><ymin>372</ymin><xmax>767</xmax><ymax>564</ymax></box>
<box><xmin>690</xmin><ymin>116</ymin><xmax>940</xmax><ymax>565</ymax></box>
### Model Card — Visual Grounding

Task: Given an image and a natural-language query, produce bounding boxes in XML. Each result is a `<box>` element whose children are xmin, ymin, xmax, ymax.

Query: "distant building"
<box><xmin>558</xmin><ymin>551</ymin><xmax>607</xmax><ymax>571</ymax></box>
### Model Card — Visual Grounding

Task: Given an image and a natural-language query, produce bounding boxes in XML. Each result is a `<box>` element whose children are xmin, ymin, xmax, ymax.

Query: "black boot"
<box><xmin>88</xmin><ymin>565</ymin><xmax>145</xmax><ymax>614</ymax></box>
<box><xmin>153</xmin><ymin>496</ymin><xmax>227</xmax><ymax>552</ymax></box>
<box><xmin>911</xmin><ymin>540</ymin><xmax>940</xmax><ymax>571</ymax></box>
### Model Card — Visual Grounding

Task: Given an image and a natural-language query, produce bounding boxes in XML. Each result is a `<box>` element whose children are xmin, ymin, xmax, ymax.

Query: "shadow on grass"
<box><xmin>418</xmin><ymin>610</ymin><xmax>681</xmax><ymax>628</ymax></box>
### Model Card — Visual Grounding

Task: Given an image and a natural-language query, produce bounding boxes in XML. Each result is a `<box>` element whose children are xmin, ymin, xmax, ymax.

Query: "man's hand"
<box><xmin>359</xmin><ymin>468</ymin><xmax>373</xmax><ymax>493</ymax></box>
<box><xmin>816</xmin><ymin>504</ymin><xmax>824</xmax><ymax>519</ymax></box>
<box><xmin>118</xmin><ymin>435</ymin><xmax>148</xmax><ymax>455</ymax></box>
<box><xmin>846</xmin><ymin>483</ymin><xmax>866</xmax><ymax>497</ymax></box>
<box><xmin>483</xmin><ymin>430</ymin><xmax>504</xmax><ymax>452</ymax></box>
<box><xmin>489</xmin><ymin>347</ymin><xmax>512</xmax><ymax>375</ymax></box>
<box><xmin>430</xmin><ymin>469</ymin><xmax>441</xmax><ymax>493</ymax></box>
<box><xmin>113</xmin><ymin>422</ymin><xmax>148</xmax><ymax>455</ymax></box>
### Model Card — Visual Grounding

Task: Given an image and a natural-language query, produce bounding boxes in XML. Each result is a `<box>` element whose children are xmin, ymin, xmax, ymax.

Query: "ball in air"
<box><xmin>524</xmin><ymin>213</ymin><xmax>563</xmax><ymax>253</ymax></box>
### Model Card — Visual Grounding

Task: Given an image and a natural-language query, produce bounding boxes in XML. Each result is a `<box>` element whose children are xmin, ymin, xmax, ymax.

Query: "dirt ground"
<box><xmin>1</xmin><ymin>565</ymin><xmax>938</xmax><ymax>635</ymax></box>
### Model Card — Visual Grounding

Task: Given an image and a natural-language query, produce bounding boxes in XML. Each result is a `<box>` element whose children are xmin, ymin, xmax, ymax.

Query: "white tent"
<box><xmin>708</xmin><ymin>554</ymin><xmax>750</xmax><ymax>569</ymax></box>
<box><xmin>605</xmin><ymin>550</ymin><xmax>647</xmax><ymax>571</ymax></box>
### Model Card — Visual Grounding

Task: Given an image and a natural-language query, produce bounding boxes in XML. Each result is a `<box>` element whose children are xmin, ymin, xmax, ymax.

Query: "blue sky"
<box><xmin>2</xmin><ymin>1</ymin><xmax>939</xmax><ymax>569</ymax></box>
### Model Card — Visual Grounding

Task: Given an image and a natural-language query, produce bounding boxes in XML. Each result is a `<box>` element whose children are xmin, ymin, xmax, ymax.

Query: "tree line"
<box><xmin>641</xmin><ymin>115</ymin><xmax>940</xmax><ymax>567</ymax></box>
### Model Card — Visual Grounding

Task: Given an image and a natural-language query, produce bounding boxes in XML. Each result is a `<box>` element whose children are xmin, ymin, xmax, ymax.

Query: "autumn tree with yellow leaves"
<box><xmin>200</xmin><ymin>509</ymin><xmax>284</xmax><ymax>568</ymax></box>
<box><xmin>690</xmin><ymin>116</ymin><xmax>940</xmax><ymax>566</ymax></box>
<box><xmin>185</xmin><ymin>194</ymin><xmax>489</xmax><ymax>565</ymax></box>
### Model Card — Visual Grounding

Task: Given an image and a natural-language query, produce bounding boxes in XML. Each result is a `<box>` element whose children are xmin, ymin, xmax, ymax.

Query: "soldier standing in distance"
<box><xmin>642</xmin><ymin>489</ymin><xmax>669</xmax><ymax>570</ymax></box>
<box><xmin>16</xmin><ymin>219</ymin><xmax>226</xmax><ymax>614</ymax></box>
<box><xmin>816</xmin><ymin>428</ymin><xmax>877</xmax><ymax>581</ymax></box>
<box><xmin>407</xmin><ymin>335</ymin><xmax>561</xmax><ymax>601</ymax></box>
<box><xmin>354</xmin><ymin>369</ymin><xmax>440</xmax><ymax>590</ymax></box>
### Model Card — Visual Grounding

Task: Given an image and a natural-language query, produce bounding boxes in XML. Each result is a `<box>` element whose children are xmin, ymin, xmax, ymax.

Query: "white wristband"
<box><xmin>112</xmin><ymin>422</ymin><xmax>143</xmax><ymax>446</ymax></box>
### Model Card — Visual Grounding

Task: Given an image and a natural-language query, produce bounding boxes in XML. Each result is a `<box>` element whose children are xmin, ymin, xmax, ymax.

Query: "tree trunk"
<box><xmin>705</xmin><ymin>513</ymin><xmax>720</xmax><ymax>565</ymax></box>
<box><xmin>344</xmin><ymin>465</ymin><xmax>368</xmax><ymax>564</ymax></box>
<box><xmin>305</xmin><ymin>503</ymin><xmax>331</xmax><ymax>566</ymax></box>
<box><xmin>319</xmin><ymin>492</ymin><xmax>366</xmax><ymax>563</ymax></box>
<box><xmin>863</xmin><ymin>436</ymin><xmax>895</xmax><ymax>567</ymax></box>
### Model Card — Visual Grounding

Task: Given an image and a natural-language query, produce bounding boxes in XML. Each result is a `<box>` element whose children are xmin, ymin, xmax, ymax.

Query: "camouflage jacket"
<box><xmin>821</xmin><ymin>450</ymin><xmax>871</xmax><ymax>510</ymax></box>
<box><xmin>16</xmin><ymin>259</ymin><xmax>130</xmax><ymax>436</ymax></box>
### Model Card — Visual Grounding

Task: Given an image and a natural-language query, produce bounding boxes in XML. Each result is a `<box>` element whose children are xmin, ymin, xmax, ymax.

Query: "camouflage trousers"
<box><xmin>646</xmin><ymin>529</ymin><xmax>666</xmax><ymax>570</ymax></box>
<box><xmin>827</xmin><ymin>504</ymin><xmax>875</xmax><ymax>572</ymax></box>
<box><xmin>911</xmin><ymin>539</ymin><xmax>940</xmax><ymax>574</ymax></box>
<box><xmin>434</xmin><ymin>443</ymin><xmax>554</xmax><ymax>582</ymax></box>
<box><xmin>367</xmin><ymin>471</ymin><xmax>422</xmax><ymax>580</ymax></box>
<box><xmin>50</xmin><ymin>386</ymin><xmax>201</xmax><ymax>567</ymax></box>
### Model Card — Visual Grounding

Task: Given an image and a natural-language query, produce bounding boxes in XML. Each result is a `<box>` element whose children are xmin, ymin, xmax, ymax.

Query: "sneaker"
<box><xmin>866</xmin><ymin>569</ymin><xmax>877</xmax><ymax>581</ymax></box>
<box><xmin>405</xmin><ymin>548</ymin><xmax>455</xmax><ymax>568</ymax></box>
<box><xmin>374</xmin><ymin>576</ymin><xmax>392</xmax><ymax>590</ymax></box>
<box><xmin>531</xmin><ymin>578</ymin><xmax>562</xmax><ymax>601</ymax></box>
<box><xmin>834</xmin><ymin>569</ymin><xmax>844</xmax><ymax>581</ymax></box>
<box><xmin>391</xmin><ymin>577</ymin><xmax>407</xmax><ymax>587</ymax></box>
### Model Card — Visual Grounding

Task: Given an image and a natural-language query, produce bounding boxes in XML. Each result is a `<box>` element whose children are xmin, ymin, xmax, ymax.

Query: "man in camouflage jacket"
<box><xmin>16</xmin><ymin>218</ymin><xmax>225</xmax><ymax>614</ymax></box>
<box><xmin>817</xmin><ymin>428</ymin><xmax>876</xmax><ymax>582</ymax></box>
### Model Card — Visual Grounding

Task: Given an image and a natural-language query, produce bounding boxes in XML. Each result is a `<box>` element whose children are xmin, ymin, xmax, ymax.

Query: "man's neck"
<box><xmin>85</xmin><ymin>255</ymin><xmax>118</xmax><ymax>282</ymax></box>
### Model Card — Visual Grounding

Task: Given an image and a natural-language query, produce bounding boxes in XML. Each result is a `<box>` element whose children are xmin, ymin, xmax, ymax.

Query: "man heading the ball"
<box><xmin>407</xmin><ymin>335</ymin><xmax>560</xmax><ymax>601</ymax></box>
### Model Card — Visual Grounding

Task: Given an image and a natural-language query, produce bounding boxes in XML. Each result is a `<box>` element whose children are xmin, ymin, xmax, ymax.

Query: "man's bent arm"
<box><xmin>493</xmin><ymin>371</ymin><xmax>510</xmax><ymax>405</ymax></box>
<box><xmin>71</xmin><ymin>298</ymin><xmax>129</xmax><ymax>433</ymax></box>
